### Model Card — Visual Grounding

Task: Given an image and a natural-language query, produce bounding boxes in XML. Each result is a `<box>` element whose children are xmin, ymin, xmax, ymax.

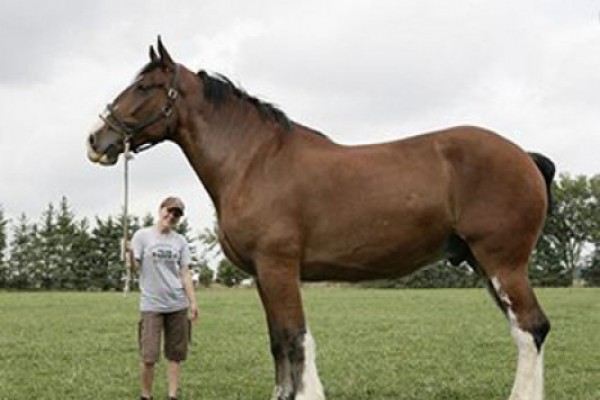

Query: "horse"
<box><xmin>87</xmin><ymin>38</ymin><xmax>555</xmax><ymax>400</ymax></box>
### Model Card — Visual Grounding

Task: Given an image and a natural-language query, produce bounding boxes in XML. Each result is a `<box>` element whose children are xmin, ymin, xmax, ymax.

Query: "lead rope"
<box><xmin>122</xmin><ymin>140</ymin><xmax>133</xmax><ymax>296</ymax></box>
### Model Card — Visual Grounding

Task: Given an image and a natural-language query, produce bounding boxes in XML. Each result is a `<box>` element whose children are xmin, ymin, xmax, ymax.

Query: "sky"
<box><xmin>1</xmin><ymin>0</ymin><xmax>599</xmax><ymax>238</ymax></box>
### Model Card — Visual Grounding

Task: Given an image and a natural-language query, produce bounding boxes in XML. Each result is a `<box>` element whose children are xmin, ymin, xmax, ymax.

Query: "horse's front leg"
<box><xmin>255</xmin><ymin>255</ymin><xmax>325</xmax><ymax>400</ymax></box>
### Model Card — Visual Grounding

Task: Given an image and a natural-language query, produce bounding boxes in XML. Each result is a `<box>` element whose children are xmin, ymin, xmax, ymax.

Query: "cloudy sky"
<box><xmin>1</xmin><ymin>0</ymin><xmax>599</xmax><ymax>236</ymax></box>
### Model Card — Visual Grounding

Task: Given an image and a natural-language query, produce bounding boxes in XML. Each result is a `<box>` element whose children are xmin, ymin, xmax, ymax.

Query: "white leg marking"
<box><xmin>295</xmin><ymin>328</ymin><xmax>325</xmax><ymax>400</ymax></box>
<box><xmin>491</xmin><ymin>277</ymin><xmax>544</xmax><ymax>400</ymax></box>
<box><xmin>533</xmin><ymin>348</ymin><xmax>545</xmax><ymax>400</ymax></box>
<box><xmin>507</xmin><ymin>309</ymin><xmax>544</xmax><ymax>400</ymax></box>
<box><xmin>491</xmin><ymin>277</ymin><xmax>512</xmax><ymax>307</ymax></box>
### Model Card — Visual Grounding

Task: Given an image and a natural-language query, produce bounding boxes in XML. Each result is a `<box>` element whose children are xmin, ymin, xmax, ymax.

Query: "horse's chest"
<box><xmin>218</xmin><ymin>227</ymin><xmax>255</xmax><ymax>273</ymax></box>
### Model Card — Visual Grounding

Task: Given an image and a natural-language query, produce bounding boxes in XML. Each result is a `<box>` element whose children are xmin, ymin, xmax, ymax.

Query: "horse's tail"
<box><xmin>529</xmin><ymin>152</ymin><xmax>555</xmax><ymax>214</ymax></box>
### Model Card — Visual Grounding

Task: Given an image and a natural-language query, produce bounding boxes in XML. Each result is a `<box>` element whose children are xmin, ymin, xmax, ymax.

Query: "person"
<box><xmin>127</xmin><ymin>196</ymin><xmax>199</xmax><ymax>400</ymax></box>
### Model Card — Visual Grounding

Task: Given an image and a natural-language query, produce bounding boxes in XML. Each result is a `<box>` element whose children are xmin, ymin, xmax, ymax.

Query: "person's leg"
<box><xmin>140</xmin><ymin>362</ymin><xmax>155</xmax><ymax>399</ymax></box>
<box><xmin>139</xmin><ymin>312</ymin><xmax>163</xmax><ymax>399</ymax></box>
<box><xmin>164</xmin><ymin>309</ymin><xmax>190</xmax><ymax>399</ymax></box>
<box><xmin>167</xmin><ymin>361</ymin><xmax>181</xmax><ymax>398</ymax></box>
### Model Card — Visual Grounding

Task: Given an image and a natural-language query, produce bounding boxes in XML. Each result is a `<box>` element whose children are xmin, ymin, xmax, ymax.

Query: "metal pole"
<box><xmin>122</xmin><ymin>141</ymin><xmax>132</xmax><ymax>295</ymax></box>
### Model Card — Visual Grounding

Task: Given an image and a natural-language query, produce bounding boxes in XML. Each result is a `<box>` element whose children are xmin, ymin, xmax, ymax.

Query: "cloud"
<box><xmin>0</xmin><ymin>0</ymin><xmax>598</xmax><ymax>235</ymax></box>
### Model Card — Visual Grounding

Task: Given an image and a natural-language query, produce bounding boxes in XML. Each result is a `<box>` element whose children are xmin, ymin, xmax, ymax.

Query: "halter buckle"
<box><xmin>168</xmin><ymin>88</ymin><xmax>179</xmax><ymax>100</ymax></box>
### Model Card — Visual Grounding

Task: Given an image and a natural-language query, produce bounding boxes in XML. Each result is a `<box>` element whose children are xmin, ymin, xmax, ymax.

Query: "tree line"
<box><xmin>0</xmin><ymin>173</ymin><xmax>598</xmax><ymax>290</ymax></box>
<box><xmin>0</xmin><ymin>197</ymin><xmax>206</xmax><ymax>290</ymax></box>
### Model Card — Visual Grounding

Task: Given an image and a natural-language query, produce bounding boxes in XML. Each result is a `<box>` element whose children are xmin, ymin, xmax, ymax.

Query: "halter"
<box><xmin>100</xmin><ymin>64</ymin><xmax>181</xmax><ymax>153</ymax></box>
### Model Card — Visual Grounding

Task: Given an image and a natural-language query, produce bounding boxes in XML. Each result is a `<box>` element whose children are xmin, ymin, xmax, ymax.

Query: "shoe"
<box><xmin>140</xmin><ymin>397</ymin><xmax>152</xmax><ymax>400</ymax></box>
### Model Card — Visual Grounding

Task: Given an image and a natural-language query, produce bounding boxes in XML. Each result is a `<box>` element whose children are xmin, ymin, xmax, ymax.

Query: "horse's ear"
<box><xmin>157</xmin><ymin>35</ymin><xmax>174</xmax><ymax>67</ymax></box>
<box><xmin>149</xmin><ymin>46</ymin><xmax>158</xmax><ymax>63</ymax></box>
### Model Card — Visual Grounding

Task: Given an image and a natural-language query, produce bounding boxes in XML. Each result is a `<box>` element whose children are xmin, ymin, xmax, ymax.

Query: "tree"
<box><xmin>585</xmin><ymin>251</ymin><xmax>600</xmax><ymax>286</ymax></box>
<box><xmin>35</xmin><ymin>203</ymin><xmax>60</xmax><ymax>289</ymax></box>
<box><xmin>216</xmin><ymin>258</ymin><xmax>250</xmax><ymax>287</ymax></box>
<box><xmin>582</xmin><ymin>175</ymin><xmax>600</xmax><ymax>286</ymax></box>
<box><xmin>198</xmin><ymin>219</ymin><xmax>220</xmax><ymax>256</ymax></box>
<box><xmin>174</xmin><ymin>218</ymin><xmax>193</xmax><ymax>239</ymax></box>
<box><xmin>532</xmin><ymin>174</ymin><xmax>593</xmax><ymax>287</ymax></box>
<box><xmin>8</xmin><ymin>214</ymin><xmax>35</xmax><ymax>289</ymax></box>
<box><xmin>70</xmin><ymin>219</ymin><xmax>94</xmax><ymax>290</ymax></box>
<box><xmin>90</xmin><ymin>215</ymin><xmax>124</xmax><ymax>290</ymax></box>
<box><xmin>141</xmin><ymin>213</ymin><xmax>154</xmax><ymax>228</ymax></box>
<box><xmin>0</xmin><ymin>207</ymin><xmax>8</xmax><ymax>287</ymax></box>
<box><xmin>197</xmin><ymin>263</ymin><xmax>214</xmax><ymax>287</ymax></box>
<box><xmin>53</xmin><ymin>197</ymin><xmax>81</xmax><ymax>289</ymax></box>
<box><xmin>198</xmin><ymin>211</ymin><xmax>250</xmax><ymax>287</ymax></box>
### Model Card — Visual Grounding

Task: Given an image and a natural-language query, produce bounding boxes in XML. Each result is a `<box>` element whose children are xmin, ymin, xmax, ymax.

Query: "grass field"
<box><xmin>0</xmin><ymin>288</ymin><xmax>598</xmax><ymax>400</ymax></box>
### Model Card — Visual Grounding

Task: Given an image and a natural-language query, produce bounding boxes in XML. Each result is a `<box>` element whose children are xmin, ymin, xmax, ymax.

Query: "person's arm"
<box><xmin>125</xmin><ymin>240</ymin><xmax>138</xmax><ymax>274</ymax></box>
<box><xmin>181</xmin><ymin>265</ymin><xmax>199</xmax><ymax>322</ymax></box>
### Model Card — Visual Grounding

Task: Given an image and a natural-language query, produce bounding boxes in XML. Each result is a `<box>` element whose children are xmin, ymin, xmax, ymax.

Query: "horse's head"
<box><xmin>87</xmin><ymin>37</ymin><xmax>181</xmax><ymax>166</ymax></box>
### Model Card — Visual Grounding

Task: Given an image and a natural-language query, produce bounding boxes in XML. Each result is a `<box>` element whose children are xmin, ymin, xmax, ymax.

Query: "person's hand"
<box><xmin>190</xmin><ymin>302</ymin><xmax>199</xmax><ymax>323</ymax></box>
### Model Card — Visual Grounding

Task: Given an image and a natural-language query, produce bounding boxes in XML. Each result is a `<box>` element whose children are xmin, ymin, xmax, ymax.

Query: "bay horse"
<box><xmin>87</xmin><ymin>38</ymin><xmax>554</xmax><ymax>400</ymax></box>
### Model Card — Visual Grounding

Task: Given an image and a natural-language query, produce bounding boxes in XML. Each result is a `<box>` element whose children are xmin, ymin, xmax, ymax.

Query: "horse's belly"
<box><xmin>300</xmin><ymin>230</ymin><xmax>448</xmax><ymax>281</ymax></box>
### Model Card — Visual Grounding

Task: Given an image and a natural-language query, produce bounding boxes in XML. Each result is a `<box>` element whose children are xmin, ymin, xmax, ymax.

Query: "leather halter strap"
<box><xmin>100</xmin><ymin>64</ymin><xmax>180</xmax><ymax>153</ymax></box>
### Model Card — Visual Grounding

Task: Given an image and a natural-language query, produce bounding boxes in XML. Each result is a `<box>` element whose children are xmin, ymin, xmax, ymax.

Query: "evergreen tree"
<box><xmin>36</xmin><ymin>203</ymin><xmax>60</xmax><ymax>289</ymax></box>
<box><xmin>8</xmin><ymin>214</ymin><xmax>35</xmax><ymax>289</ymax></box>
<box><xmin>174</xmin><ymin>218</ymin><xmax>192</xmax><ymax>239</ymax></box>
<box><xmin>27</xmin><ymin>224</ymin><xmax>46</xmax><ymax>289</ymax></box>
<box><xmin>198</xmin><ymin>212</ymin><xmax>250</xmax><ymax>287</ymax></box>
<box><xmin>71</xmin><ymin>219</ymin><xmax>93</xmax><ymax>290</ymax></box>
<box><xmin>54</xmin><ymin>197</ymin><xmax>79</xmax><ymax>289</ymax></box>
<box><xmin>142</xmin><ymin>213</ymin><xmax>154</xmax><ymax>227</ymax></box>
<box><xmin>197</xmin><ymin>214</ymin><xmax>222</xmax><ymax>262</ymax></box>
<box><xmin>90</xmin><ymin>215</ymin><xmax>124</xmax><ymax>290</ymax></box>
<box><xmin>0</xmin><ymin>207</ymin><xmax>8</xmax><ymax>287</ymax></box>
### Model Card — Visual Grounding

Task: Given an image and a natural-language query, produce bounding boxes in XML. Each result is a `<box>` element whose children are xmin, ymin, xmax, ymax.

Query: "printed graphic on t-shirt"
<box><xmin>151</xmin><ymin>247</ymin><xmax>180</xmax><ymax>262</ymax></box>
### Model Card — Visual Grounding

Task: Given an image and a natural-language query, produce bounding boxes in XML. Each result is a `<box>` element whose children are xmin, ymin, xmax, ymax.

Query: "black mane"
<box><xmin>198</xmin><ymin>70</ymin><xmax>293</xmax><ymax>132</ymax></box>
<box><xmin>138</xmin><ymin>62</ymin><xmax>293</xmax><ymax>132</ymax></box>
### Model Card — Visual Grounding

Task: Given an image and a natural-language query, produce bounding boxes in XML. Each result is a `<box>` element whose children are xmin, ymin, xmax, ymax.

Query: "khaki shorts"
<box><xmin>139</xmin><ymin>309</ymin><xmax>190</xmax><ymax>363</ymax></box>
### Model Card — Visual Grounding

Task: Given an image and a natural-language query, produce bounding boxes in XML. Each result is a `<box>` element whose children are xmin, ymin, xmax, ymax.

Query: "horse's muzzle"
<box><xmin>87</xmin><ymin>134</ymin><xmax>120</xmax><ymax>166</ymax></box>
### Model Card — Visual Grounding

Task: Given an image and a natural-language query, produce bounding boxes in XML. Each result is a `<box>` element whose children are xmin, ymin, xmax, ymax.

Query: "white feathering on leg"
<box><xmin>295</xmin><ymin>329</ymin><xmax>325</xmax><ymax>400</ymax></box>
<box><xmin>507</xmin><ymin>309</ymin><xmax>544</xmax><ymax>400</ymax></box>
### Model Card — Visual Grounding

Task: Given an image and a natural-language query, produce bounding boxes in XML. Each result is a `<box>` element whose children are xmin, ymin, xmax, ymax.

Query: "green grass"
<box><xmin>0</xmin><ymin>288</ymin><xmax>598</xmax><ymax>399</ymax></box>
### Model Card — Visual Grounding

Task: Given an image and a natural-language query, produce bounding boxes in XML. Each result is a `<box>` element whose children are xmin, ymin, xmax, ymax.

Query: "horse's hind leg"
<box><xmin>493</xmin><ymin>277</ymin><xmax>549</xmax><ymax>400</ymax></box>
<box><xmin>468</xmin><ymin>247</ymin><xmax>550</xmax><ymax>400</ymax></box>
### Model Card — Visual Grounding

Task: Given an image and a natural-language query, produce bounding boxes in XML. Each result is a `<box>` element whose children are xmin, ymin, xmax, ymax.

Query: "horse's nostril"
<box><xmin>88</xmin><ymin>134</ymin><xmax>95</xmax><ymax>147</ymax></box>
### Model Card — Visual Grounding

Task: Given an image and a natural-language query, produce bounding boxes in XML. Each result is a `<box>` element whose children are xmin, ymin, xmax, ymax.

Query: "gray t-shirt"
<box><xmin>131</xmin><ymin>226</ymin><xmax>191</xmax><ymax>313</ymax></box>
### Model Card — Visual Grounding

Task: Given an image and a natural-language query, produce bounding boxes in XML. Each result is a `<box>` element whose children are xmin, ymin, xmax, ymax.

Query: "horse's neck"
<box><xmin>174</xmin><ymin>100</ymin><xmax>282</xmax><ymax>205</ymax></box>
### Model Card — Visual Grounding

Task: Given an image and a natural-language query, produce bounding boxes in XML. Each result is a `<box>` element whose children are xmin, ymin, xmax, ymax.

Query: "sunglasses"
<box><xmin>166</xmin><ymin>207</ymin><xmax>183</xmax><ymax>218</ymax></box>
